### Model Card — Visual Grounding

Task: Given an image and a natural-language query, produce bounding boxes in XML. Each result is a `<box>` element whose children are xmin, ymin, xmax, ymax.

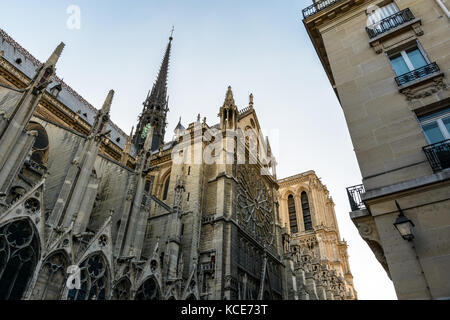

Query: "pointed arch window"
<box><xmin>135</xmin><ymin>277</ymin><xmax>161</xmax><ymax>300</ymax></box>
<box><xmin>162</xmin><ymin>175</ymin><xmax>170</xmax><ymax>200</ymax></box>
<box><xmin>113</xmin><ymin>277</ymin><xmax>131</xmax><ymax>300</ymax></box>
<box><xmin>288</xmin><ymin>195</ymin><xmax>298</xmax><ymax>234</ymax></box>
<box><xmin>301</xmin><ymin>192</ymin><xmax>312</xmax><ymax>231</ymax></box>
<box><xmin>31</xmin><ymin>251</ymin><xmax>68</xmax><ymax>300</ymax></box>
<box><xmin>0</xmin><ymin>219</ymin><xmax>40</xmax><ymax>300</ymax></box>
<box><xmin>67</xmin><ymin>253</ymin><xmax>109</xmax><ymax>300</ymax></box>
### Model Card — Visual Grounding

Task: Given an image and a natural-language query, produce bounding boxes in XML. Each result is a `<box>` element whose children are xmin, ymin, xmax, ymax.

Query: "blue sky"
<box><xmin>1</xmin><ymin>0</ymin><xmax>397</xmax><ymax>299</ymax></box>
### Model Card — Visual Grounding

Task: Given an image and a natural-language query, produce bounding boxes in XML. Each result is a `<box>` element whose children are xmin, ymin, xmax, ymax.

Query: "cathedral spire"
<box><xmin>133</xmin><ymin>31</ymin><xmax>173</xmax><ymax>152</ymax></box>
<box><xmin>147</xmin><ymin>35</ymin><xmax>172</xmax><ymax>106</ymax></box>
<box><xmin>220</xmin><ymin>86</ymin><xmax>238</xmax><ymax>130</ymax></box>
<box><xmin>45</xmin><ymin>42</ymin><xmax>65</xmax><ymax>67</ymax></box>
<box><xmin>223</xmin><ymin>86</ymin><xmax>235</xmax><ymax>107</ymax></box>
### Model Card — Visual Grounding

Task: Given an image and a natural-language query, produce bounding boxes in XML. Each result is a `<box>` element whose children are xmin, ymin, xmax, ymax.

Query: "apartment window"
<box><xmin>389</xmin><ymin>46</ymin><xmax>428</xmax><ymax>76</ymax></box>
<box><xmin>368</xmin><ymin>2</ymin><xmax>399</xmax><ymax>25</ymax></box>
<box><xmin>366</xmin><ymin>3</ymin><xmax>417</xmax><ymax>39</ymax></box>
<box><xmin>419</xmin><ymin>108</ymin><xmax>450</xmax><ymax>144</ymax></box>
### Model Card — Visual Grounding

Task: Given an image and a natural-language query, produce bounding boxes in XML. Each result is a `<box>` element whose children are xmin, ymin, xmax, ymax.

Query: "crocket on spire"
<box><xmin>133</xmin><ymin>29</ymin><xmax>173</xmax><ymax>152</ymax></box>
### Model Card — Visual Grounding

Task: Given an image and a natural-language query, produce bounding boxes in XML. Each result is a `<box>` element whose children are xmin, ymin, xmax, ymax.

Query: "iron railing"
<box><xmin>423</xmin><ymin>139</ymin><xmax>450</xmax><ymax>173</ymax></box>
<box><xmin>199</xmin><ymin>262</ymin><xmax>215</xmax><ymax>273</ymax></box>
<box><xmin>302</xmin><ymin>0</ymin><xmax>342</xmax><ymax>19</ymax></box>
<box><xmin>346</xmin><ymin>184</ymin><xmax>366</xmax><ymax>211</ymax></box>
<box><xmin>395</xmin><ymin>62</ymin><xmax>440</xmax><ymax>86</ymax></box>
<box><xmin>366</xmin><ymin>8</ymin><xmax>415</xmax><ymax>39</ymax></box>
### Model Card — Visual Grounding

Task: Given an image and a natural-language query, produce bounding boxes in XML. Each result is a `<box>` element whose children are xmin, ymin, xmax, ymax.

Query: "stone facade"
<box><xmin>278</xmin><ymin>171</ymin><xmax>357</xmax><ymax>300</ymax></box>
<box><xmin>302</xmin><ymin>0</ymin><xmax>450</xmax><ymax>299</ymax></box>
<box><xmin>0</xmin><ymin>27</ymin><xmax>356</xmax><ymax>300</ymax></box>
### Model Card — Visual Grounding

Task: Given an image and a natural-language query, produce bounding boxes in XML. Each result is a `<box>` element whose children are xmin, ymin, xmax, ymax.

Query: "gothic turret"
<box><xmin>133</xmin><ymin>33</ymin><xmax>173</xmax><ymax>152</ymax></box>
<box><xmin>219</xmin><ymin>86</ymin><xmax>238</xmax><ymax>130</ymax></box>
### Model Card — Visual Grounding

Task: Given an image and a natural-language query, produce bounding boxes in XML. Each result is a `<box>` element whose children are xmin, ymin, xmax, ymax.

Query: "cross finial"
<box><xmin>170</xmin><ymin>26</ymin><xmax>175</xmax><ymax>40</ymax></box>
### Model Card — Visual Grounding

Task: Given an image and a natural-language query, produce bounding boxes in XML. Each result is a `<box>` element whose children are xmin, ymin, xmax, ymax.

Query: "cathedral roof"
<box><xmin>277</xmin><ymin>170</ymin><xmax>317</xmax><ymax>185</ymax></box>
<box><xmin>0</xmin><ymin>28</ymin><xmax>137</xmax><ymax>157</ymax></box>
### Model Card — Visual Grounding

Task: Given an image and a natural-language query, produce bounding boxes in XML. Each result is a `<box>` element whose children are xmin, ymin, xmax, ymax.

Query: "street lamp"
<box><xmin>393</xmin><ymin>201</ymin><xmax>433</xmax><ymax>298</ymax></box>
<box><xmin>393</xmin><ymin>201</ymin><xmax>415</xmax><ymax>241</ymax></box>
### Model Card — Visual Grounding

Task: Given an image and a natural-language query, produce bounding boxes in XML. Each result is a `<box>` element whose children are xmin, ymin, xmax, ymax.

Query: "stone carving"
<box><xmin>401</xmin><ymin>77</ymin><xmax>448</xmax><ymax>101</ymax></box>
<box><xmin>236</xmin><ymin>165</ymin><xmax>274</xmax><ymax>247</ymax></box>
<box><xmin>98</xmin><ymin>234</ymin><xmax>108</xmax><ymax>247</ymax></box>
<box><xmin>24</xmin><ymin>197</ymin><xmax>40</xmax><ymax>214</ymax></box>
<box><xmin>356</xmin><ymin>220</ymin><xmax>391</xmax><ymax>279</ymax></box>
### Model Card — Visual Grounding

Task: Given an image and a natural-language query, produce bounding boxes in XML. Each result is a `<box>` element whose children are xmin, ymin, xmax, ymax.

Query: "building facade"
<box><xmin>302</xmin><ymin>0</ymin><xmax>450</xmax><ymax>299</ymax></box>
<box><xmin>278</xmin><ymin>171</ymin><xmax>357</xmax><ymax>300</ymax></box>
<box><xmin>0</xmin><ymin>27</ymin><xmax>356</xmax><ymax>300</ymax></box>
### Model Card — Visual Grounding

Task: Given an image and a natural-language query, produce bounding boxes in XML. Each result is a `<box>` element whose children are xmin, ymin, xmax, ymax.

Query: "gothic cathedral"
<box><xmin>0</xmin><ymin>28</ymin><xmax>356</xmax><ymax>300</ymax></box>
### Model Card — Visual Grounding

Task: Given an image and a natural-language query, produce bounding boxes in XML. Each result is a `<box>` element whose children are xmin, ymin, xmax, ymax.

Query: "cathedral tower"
<box><xmin>133</xmin><ymin>33</ymin><xmax>172</xmax><ymax>152</ymax></box>
<box><xmin>219</xmin><ymin>86</ymin><xmax>238</xmax><ymax>131</ymax></box>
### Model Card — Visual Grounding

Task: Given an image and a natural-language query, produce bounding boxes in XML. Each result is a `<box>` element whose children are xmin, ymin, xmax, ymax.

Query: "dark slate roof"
<box><xmin>0</xmin><ymin>28</ymin><xmax>137</xmax><ymax>157</ymax></box>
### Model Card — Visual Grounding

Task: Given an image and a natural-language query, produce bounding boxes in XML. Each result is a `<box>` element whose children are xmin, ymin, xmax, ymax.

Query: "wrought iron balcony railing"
<box><xmin>200</xmin><ymin>262</ymin><xmax>215</xmax><ymax>273</ymax></box>
<box><xmin>302</xmin><ymin>0</ymin><xmax>342</xmax><ymax>19</ymax></box>
<box><xmin>366</xmin><ymin>8</ymin><xmax>415</xmax><ymax>39</ymax></box>
<box><xmin>346</xmin><ymin>184</ymin><xmax>366</xmax><ymax>211</ymax></box>
<box><xmin>423</xmin><ymin>139</ymin><xmax>450</xmax><ymax>173</ymax></box>
<box><xmin>395</xmin><ymin>62</ymin><xmax>440</xmax><ymax>86</ymax></box>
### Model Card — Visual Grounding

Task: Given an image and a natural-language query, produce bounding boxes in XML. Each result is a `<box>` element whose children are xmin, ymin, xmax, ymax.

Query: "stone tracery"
<box><xmin>0</xmin><ymin>219</ymin><xmax>39</xmax><ymax>300</ymax></box>
<box><xmin>236</xmin><ymin>165</ymin><xmax>275</xmax><ymax>247</ymax></box>
<box><xmin>67</xmin><ymin>253</ymin><xmax>109</xmax><ymax>300</ymax></box>
<box><xmin>135</xmin><ymin>276</ymin><xmax>161</xmax><ymax>300</ymax></box>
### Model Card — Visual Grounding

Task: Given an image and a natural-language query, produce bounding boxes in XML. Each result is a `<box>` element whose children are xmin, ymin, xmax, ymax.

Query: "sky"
<box><xmin>0</xmin><ymin>0</ymin><xmax>397</xmax><ymax>299</ymax></box>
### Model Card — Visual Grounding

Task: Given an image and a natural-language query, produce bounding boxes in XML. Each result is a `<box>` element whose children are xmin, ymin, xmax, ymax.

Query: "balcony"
<box><xmin>423</xmin><ymin>139</ymin><xmax>450</xmax><ymax>173</ymax></box>
<box><xmin>395</xmin><ymin>62</ymin><xmax>440</xmax><ymax>87</ymax></box>
<box><xmin>199</xmin><ymin>262</ymin><xmax>215</xmax><ymax>273</ymax></box>
<box><xmin>302</xmin><ymin>0</ymin><xmax>342</xmax><ymax>19</ymax></box>
<box><xmin>346</xmin><ymin>184</ymin><xmax>366</xmax><ymax>211</ymax></box>
<box><xmin>366</xmin><ymin>8</ymin><xmax>416</xmax><ymax>39</ymax></box>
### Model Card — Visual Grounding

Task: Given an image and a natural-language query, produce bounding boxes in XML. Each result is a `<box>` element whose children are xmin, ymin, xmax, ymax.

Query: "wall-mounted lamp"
<box><xmin>393</xmin><ymin>201</ymin><xmax>415</xmax><ymax>241</ymax></box>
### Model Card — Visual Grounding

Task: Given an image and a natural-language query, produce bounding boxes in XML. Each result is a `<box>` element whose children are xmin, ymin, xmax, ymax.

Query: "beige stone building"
<box><xmin>278</xmin><ymin>171</ymin><xmax>357</xmax><ymax>300</ymax></box>
<box><xmin>302</xmin><ymin>0</ymin><xmax>450</xmax><ymax>299</ymax></box>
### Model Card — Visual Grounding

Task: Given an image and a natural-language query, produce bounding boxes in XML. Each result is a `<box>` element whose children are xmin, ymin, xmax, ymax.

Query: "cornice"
<box><xmin>303</xmin><ymin>0</ymin><xmax>369</xmax><ymax>28</ymax></box>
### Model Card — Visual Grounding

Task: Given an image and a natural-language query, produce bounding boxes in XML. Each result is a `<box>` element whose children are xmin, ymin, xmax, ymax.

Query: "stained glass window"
<box><xmin>288</xmin><ymin>195</ymin><xmax>298</xmax><ymax>234</ymax></box>
<box><xmin>301</xmin><ymin>192</ymin><xmax>313</xmax><ymax>231</ymax></box>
